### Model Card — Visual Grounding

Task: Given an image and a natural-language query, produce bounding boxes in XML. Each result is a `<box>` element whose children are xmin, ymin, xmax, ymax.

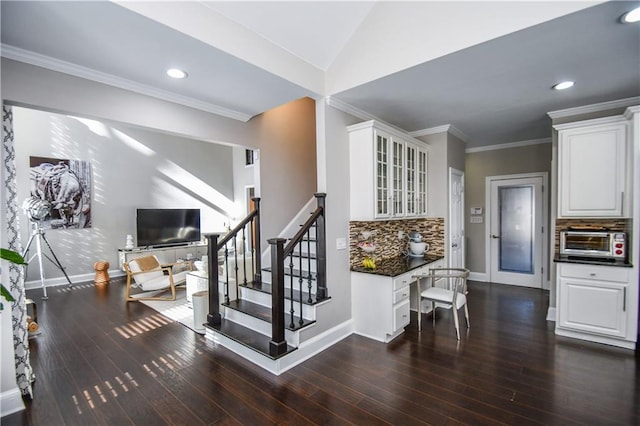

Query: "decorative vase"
<box><xmin>125</xmin><ymin>234</ymin><xmax>134</xmax><ymax>249</ymax></box>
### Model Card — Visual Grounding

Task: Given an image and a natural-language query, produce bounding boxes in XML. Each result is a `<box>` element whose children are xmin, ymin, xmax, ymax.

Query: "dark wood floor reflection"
<box><xmin>3</xmin><ymin>279</ymin><xmax>638</xmax><ymax>425</ymax></box>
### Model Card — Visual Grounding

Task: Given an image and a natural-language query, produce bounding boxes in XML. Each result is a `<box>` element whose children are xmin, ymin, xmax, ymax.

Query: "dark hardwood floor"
<box><xmin>3</xmin><ymin>278</ymin><xmax>638</xmax><ymax>425</ymax></box>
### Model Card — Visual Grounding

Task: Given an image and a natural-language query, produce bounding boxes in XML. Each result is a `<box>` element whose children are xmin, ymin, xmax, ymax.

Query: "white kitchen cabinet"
<box><xmin>349</xmin><ymin>120</ymin><xmax>428</xmax><ymax>221</ymax></box>
<box><xmin>351</xmin><ymin>258</ymin><xmax>443</xmax><ymax>343</ymax></box>
<box><xmin>556</xmin><ymin>263</ymin><xmax>636</xmax><ymax>348</ymax></box>
<box><xmin>555</xmin><ymin>117</ymin><xmax>629</xmax><ymax>217</ymax></box>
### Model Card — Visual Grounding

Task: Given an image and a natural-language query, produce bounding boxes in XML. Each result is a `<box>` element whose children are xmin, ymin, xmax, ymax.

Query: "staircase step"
<box><xmin>223</xmin><ymin>299</ymin><xmax>315</xmax><ymax>331</ymax></box>
<box><xmin>262</xmin><ymin>267</ymin><xmax>316</xmax><ymax>280</ymax></box>
<box><xmin>240</xmin><ymin>280</ymin><xmax>325</xmax><ymax>305</ymax></box>
<box><xmin>206</xmin><ymin>320</ymin><xmax>297</xmax><ymax>360</ymax></box>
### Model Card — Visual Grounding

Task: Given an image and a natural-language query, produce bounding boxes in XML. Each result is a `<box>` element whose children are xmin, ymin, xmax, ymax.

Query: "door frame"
<box><xmin>485</xmin><ymin>172</ymin><xmax>548</xmax><ymax>289</ymax></box>
<box><xmin>448</xmin><ymin>167</ymin><xmax>465</xmax><ymax>269</ymax></box>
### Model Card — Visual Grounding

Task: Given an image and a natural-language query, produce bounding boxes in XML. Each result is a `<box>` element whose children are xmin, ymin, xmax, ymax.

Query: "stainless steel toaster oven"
<box><xmin>560</xmin><ymin>230</ymin><xmax>627</xmax><ymax>260</ymax></box>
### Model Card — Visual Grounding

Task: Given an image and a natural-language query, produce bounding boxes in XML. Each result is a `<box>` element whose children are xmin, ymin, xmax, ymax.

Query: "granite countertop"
<box><xmin>351</xmin><ymin>254</ymin><xmax>444</xmax><ymax>277</ymax></box>
<box><xmin>554</xmin><ymin>255</ymin><xmax>633</xmax><ymax>268</ymax></box>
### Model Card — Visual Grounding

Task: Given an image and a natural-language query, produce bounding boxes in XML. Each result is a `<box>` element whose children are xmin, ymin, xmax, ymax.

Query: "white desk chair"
<box><xmin>413</xmin><ymin>268</ymin><xmax>470</xmax><ymax>340</ymax></box>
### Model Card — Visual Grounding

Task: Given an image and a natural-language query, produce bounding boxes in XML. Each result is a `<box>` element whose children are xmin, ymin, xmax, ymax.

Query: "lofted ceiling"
<box><xmin>1</xmin><ymin>1</ymin><xmax>639</xmax><ymax>148</ymax></box>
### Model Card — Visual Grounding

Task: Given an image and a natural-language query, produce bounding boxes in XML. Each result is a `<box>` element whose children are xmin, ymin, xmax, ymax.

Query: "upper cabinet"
<box><xmin>555</xmin><ymin>116</ymin><xmax>630</xmax><ymax>218</ymax></box>
<box><xmin>349</xmin><ymin>121</ymin><xmax>428</xmax><ymax>220</ymax></box>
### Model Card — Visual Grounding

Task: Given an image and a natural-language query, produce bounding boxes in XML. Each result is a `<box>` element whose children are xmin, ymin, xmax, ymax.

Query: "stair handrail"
<box><xmin>205</xmin><ymin>197</ymin><xmax>261</xmax><ymax>326</ymax></box>
<box><xmin>268</xmin><ymin>193</ymin><xmax>326</xmax><ymax>357</ymax></box>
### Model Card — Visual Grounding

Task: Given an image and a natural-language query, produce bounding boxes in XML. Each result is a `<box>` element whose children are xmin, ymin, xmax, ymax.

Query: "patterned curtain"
<box><xmin>2</xmin><ymin>104</ymin><xmax>34</xmax><ymax>397</ymax></box>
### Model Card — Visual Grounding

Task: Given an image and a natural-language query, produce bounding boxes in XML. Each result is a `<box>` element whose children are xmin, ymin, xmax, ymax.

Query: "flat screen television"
<box><xmin>136</xmin><ymin>208</ymin><xmax>201</xmax><ymax>247</ymax></box>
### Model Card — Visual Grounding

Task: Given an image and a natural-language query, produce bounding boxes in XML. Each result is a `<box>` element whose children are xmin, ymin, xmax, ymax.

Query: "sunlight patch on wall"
<box><xmin>156</xmin><ymin>159</ymin><xmax>238</xmax><ymax>216</ymax></box>
<box><xmin>68</xmin><ymin>116</ymin><xmax>111</xmax><ymax>138</ymax></box>
<box><xmin>112</xmin><ymin>128</ymin><xmax>155</xmax><ymax>157</ymax></box>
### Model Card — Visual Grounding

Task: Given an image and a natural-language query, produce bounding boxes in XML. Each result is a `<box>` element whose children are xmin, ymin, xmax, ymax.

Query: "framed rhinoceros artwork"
<box><xmin>29</xmin><ymin>156</ymin><xmax>91</xmax><ymax>229</ymax></box>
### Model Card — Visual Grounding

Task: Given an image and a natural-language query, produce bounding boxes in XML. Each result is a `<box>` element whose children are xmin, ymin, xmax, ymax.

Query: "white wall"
<box><xmin>13</xmin><ymin>107</ymin><xmax>236</xmax><ymax>282</ymax></box>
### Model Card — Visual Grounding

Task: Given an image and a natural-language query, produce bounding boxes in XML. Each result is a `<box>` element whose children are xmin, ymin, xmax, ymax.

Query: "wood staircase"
<box><xmin>203</xmin><ymin>194</ymin><xmax>332</xmax><ymax>373</ymax></box>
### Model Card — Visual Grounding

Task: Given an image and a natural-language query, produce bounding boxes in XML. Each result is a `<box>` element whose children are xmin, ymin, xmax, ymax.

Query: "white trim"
<box><xmin>485</xmin><ymin>172</ymin><xmax>548</xmax><ymax>288</ymax></box>
<box><xmin>325</xmin><ymin>96</ymin><xmax>375</xmax><ymax>122</ymax></box>
<box><xmin>326</xmin><ymin>97</ymin><xmax>415</xmax><ymax>138</ymax></box>
<box><xmin>205</xmin><ymin>320</ymin><xmax>353</xmax><ymax>375</ymax></box>
<box><xmin>466</xmin><ymin>137</ymin><xmax>551</xmax><ymax>153</ymax></box>
<box><xmin>624</xmin><ymin>105</ymin><xmax>640</xmax><ymax>119</ymax></box>
<box><xmin>547</xmin><ymin>96</ymin><xmax>640</xmax><ymax>119</ymax></box>
<box><xmin>468</xmin><ymin>271</ymin><xmax>487</xmax><ymax>282</ymax></box>
<box><xmin>555</xmin><ymin>327</ymin><xmax>635</xmax><ymax>350</ymax></box>
<box><xmin>409</xmin><ymin>124</ymin><xmax>469</xmax><ymax>143</ymax></box>
<box><xmin>552</xmin><ymin>114</ymin><xmax>627</xmax><ymax>131</ymax></box>
<box><xmin>546</xmin><ymin>307</ymin><xmax>556</xmax><ymax>322</ymax></box>
<box><xmin>1</xmin><ymin>44</ymin><xmax>252</xmax><ymax>122</ymax></box>
<box><xmin>0</xmin><ymin>388</ymin><xmax>25</xmax><ymax>417</ymax></box>
<box><xmin>24</xmin><ymin>269</ymin><xmax>125</xmax><ymax>290</ymax></box>
<box><xmin>345</xmin><ymin>120</ymin><xmax>429</xmax><ymax>150</ymax></box>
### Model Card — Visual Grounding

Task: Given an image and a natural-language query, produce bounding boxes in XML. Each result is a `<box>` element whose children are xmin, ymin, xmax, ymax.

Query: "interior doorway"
<box><xmin>486</xmin><ymin>173</ymin><xmax>547</xmax><ymax>288</ymax></box>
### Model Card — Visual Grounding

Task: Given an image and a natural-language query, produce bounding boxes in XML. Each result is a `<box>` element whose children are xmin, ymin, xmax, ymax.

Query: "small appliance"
<box><xmin>407</xmin><ymin>231</ymin><xmax>429</xmax><ymax>257</ymax></box>
<box><xmin>560</xmin><ymin>230</ymin><xmax>627</xmax><ymax>260</ymax></box>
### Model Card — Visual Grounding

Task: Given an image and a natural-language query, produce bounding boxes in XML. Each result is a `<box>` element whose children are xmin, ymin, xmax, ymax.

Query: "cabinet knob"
<box><xmin>589</xmin><ymin>273</ymin><xmax>596</xmax><ymax>277</ymax></box>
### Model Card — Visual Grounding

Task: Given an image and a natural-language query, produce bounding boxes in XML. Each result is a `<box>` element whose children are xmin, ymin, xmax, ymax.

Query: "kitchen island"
<box><xmin>351</xmin><ymin>254</ymin><xmax>444</xmax><ymax>343</ymax></box>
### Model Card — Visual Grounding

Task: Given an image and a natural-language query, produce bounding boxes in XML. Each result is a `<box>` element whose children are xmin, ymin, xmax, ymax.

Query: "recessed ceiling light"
<box><xmin>553</xmin><ymin>81</ymin><xmax>575</xmax><ymax>91</ymax></box>
<box><xmin>621</xmin><ymin>6</ymin><xmax>640</xmax><ymax>23</ymax></box>
<box><xmin>166</xmin><ymin>68</ymin><xmax>188</xmax><ymax>79</ymax></box>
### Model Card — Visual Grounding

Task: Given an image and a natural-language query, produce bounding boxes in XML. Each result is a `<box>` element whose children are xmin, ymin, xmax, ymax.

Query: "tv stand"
<box><xmin>118</xmin><ymin>242</ymin><xmax>208</xmax><ymax>271</ymax></box>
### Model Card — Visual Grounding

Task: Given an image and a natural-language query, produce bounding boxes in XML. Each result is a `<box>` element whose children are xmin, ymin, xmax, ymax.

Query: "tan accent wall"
<box><xmin>465</xmin><ymin>143</ymin><xmax>552</xmax><ymax>273</ymax></box>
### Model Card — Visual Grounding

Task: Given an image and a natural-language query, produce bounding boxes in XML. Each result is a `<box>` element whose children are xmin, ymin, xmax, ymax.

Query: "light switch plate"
<box><xmin>336</xmin><ymin>237</ymin><xmax>347</xmax><ymax>250</ymax></box>
<box><xmin>470</xmin><ymin>216</ymin><xmax>483</xmax><ymax>224</ymax></box>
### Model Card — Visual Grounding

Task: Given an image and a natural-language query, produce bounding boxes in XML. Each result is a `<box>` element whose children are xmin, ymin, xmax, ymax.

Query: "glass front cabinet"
<box><xmin>349</xmin><ymin>120</ymin><xmax>428</xmax><ymax>221</ymax></box>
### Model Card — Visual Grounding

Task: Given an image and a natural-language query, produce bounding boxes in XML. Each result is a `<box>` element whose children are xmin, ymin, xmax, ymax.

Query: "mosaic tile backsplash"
<box><xmin>349</xmin><ymin>217</ymin><xmax>445</xmax><ymax>267</ymax></box>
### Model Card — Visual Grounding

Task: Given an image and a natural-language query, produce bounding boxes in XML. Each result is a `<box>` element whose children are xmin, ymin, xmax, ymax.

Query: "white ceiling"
<box><xmin>1</xmin><ymin>1</ymin><xmax>639</xmax><ymax>148</ymax></box>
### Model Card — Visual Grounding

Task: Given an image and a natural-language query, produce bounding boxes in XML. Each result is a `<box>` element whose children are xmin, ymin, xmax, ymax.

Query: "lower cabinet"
<box><xmin>351</xmin><ymin>258</ymin><xmax>443</xmax><ymax>343</ymax></box>
<box><xmin>556</xmin><ymin>263</ymin><xmax>635</xmax><ymax>348</ymax></box>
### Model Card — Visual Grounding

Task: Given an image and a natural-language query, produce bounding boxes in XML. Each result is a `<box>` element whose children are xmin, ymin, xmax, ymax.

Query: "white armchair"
<box><xmin>124</xmin><ymin>255</ymin><xmax>190</xmax><ymax>302</ymax></box>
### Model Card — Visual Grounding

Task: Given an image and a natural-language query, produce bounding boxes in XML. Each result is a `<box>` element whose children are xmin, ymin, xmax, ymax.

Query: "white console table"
<box><xmin>118</xmin><ymin>243</ymin><xmax>208</xmax><ymax>271</ymax></box>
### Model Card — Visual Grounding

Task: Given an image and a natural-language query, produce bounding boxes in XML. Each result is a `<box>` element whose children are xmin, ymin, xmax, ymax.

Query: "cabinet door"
<box><xmin>405</xmin><ymin>143</ymin><xmax>417</xmax><ymax>216</ymax></box>
<box><xmin>558</xmin><ymin>277</ymin><xmax>627</xmax><ymax>338</ymax></box>
<box><xmin>391</xmin><ymin>138</ymin><xmax>405</xmax><ymax>216</ymax></box>
<box><xmin>416</xmin><ymin>147</ymin><xmax>428</xmax><ymax>215</ymax></box>
<box><xmin>374</xmin><ymin>132</ymin><xmax>391</xmax><ymax>218</ymax></box>
<box><xmin>558</xmin><ymin>122</ymin><xmax>627</xmax><ymax>217</ymax></box>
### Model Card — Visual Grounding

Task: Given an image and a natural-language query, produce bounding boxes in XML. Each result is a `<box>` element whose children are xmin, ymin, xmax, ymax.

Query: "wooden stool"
<box><xmin>93</xmin><ymin>261</ymin><xmax>110</xmax><ymax>285</ymax></box>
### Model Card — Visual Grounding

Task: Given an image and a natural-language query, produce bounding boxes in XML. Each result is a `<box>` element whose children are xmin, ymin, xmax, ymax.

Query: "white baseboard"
<box><xmin>205</xmin><ymin>320</ymin><xmax>353</xmax><ymax>375</ymax></box>
<box><xmin>468</xmin><ymin>272</ymin><xmax>487</xmax><ymax>282</ymax></box>
<box><xmin>0</xmin><ymin>388</ymin><xmax>25</xmax><ymax>417</ymax></box>
<box><xmin>24</xmin><ymin>269</ymin><xmax>125</xmax><ymax>290</ymax></box>
<box><xmin>546</xmin><ymin>307</ymin><xmax>556</xmax><ymax>322</ymax></box>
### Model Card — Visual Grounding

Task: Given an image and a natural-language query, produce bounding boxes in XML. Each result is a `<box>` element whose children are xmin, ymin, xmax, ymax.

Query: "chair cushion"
<box><xmin>139</xmin><ymin>275</ymin><xmax>171</xmax><ymax>291</ymax></box>
<box><xmin>128</xmin><ymin>256</ymin><xmax>164</xmax><ymax>286</ymax></box>
<box><xmin>172</xmin><ymin>270</ymin><xmax>189</xmax><ymax>285</ymax></box>
<box><xmin>421</xmin><ymin>287</ymin><xmax>467</xmax><ymax>309</ymax></box>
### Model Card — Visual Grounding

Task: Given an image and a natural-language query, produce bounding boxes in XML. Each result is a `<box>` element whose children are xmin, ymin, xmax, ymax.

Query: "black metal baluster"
<box><xmin>298</xmin><ymin>241</ymin><xmax>303</xmax><ymax>326</ymax></box>
<box><xmin>242</xmin><ymin>226</ymin><xmax>248</xmax><ymax>285</ymax></box>
<box><xmin>224</xmin><ymin>243</ymin><xmax>230</xmax><ymax>304</ymax></box>
<box><xmin>233</xmin><ymin>235</ymin><xmax>239</xmax><ymax>299</ymax></box>
<box><xmin>288</xmin><ymin>253</ymin><xmax>295</xmax><ymax>329</ymax></box>
<box><xmin>307</xmin><ymin>228</ymin><xmax>312</xmax><ymax>303</ymax></box>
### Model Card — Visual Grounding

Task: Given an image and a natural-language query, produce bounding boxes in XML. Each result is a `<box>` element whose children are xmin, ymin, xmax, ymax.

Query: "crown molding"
<box><xmin>1</xmin><ymin>44</ymin><xmax>252</xmax><ymax>122</ymax></box>
<box><xmin>325</xmin><ymin>96</ymin><xmax>376</xmax><ymax>122</ymax></box>
<box><xmin>466</xmin><ymin>137</ymin><xmax>551</xmax><ymax>153</ymax></box>
<box><xmin>547</xmin><ymin>96</ymin><xmax>640</xmax><ymax>119</ymax></box>
<box><xmin>624</xmin><ymin>105</ymin><xmax>640</xmax><ymax>119</ymax></box>
<box><xmin>325</xmin><ymin>96</ymin><xmax>412</xmax><ymax>135</ymax></box>
<box><xmin>409</xmin><ymin>124</ymin><xmax>468</xmax><ymax>143</ymax></box>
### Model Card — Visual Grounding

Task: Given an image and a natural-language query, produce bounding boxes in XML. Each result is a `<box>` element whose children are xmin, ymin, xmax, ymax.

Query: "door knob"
<box><xmin>491</xmin><ymin>234</ymin><xmax>500</xmax><ymax>239</ymax></box>
<box><xmin>451</xmin><ymin>243</ymin><xmax>458</xmax><ymax>248</ymax></box>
